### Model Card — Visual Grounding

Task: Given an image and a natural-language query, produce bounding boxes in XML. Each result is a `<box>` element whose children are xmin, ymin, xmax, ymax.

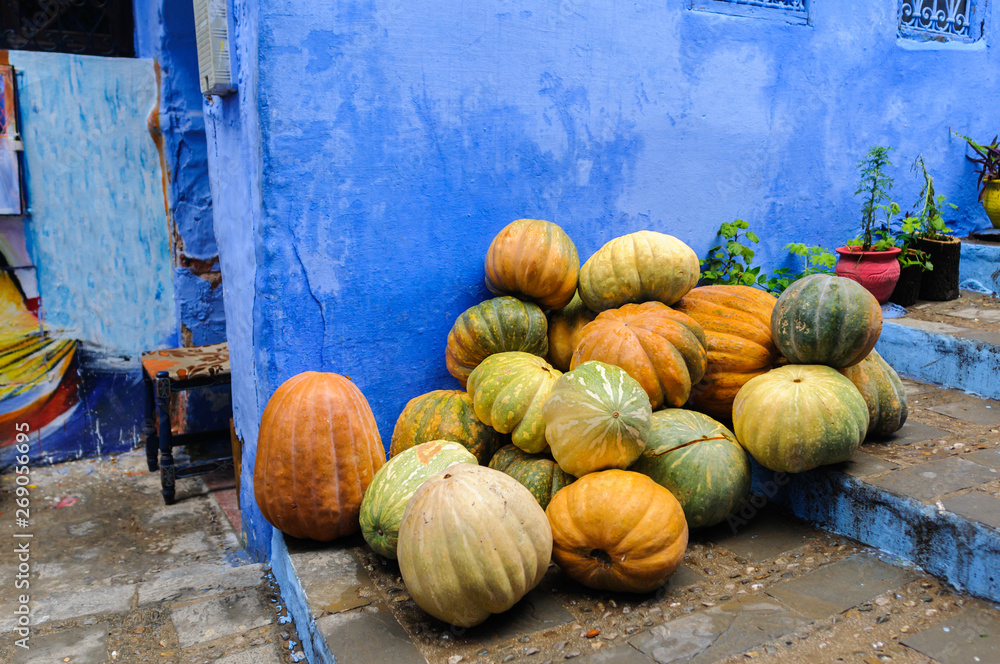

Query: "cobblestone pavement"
<box><xmin>0</xmin><ymin>452</ymin><xmax>303</xmax><ymax>664</ymax></box>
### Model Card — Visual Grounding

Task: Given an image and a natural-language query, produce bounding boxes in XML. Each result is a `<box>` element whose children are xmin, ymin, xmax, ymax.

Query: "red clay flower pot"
<box><xmin>834</xmin><ymin>246</ymin><xmax>901</xmax><ymax>304</ymax></box>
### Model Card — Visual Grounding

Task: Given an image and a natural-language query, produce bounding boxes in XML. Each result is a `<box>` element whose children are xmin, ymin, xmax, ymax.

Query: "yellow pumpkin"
<box><xmin>546</xmin><ymin>292</ymin><xmax>598</xmax><ymax>371</ymax></box>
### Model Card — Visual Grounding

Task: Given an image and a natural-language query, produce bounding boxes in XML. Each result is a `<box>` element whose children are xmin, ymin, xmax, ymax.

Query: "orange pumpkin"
<box><xmin>674</xmin><ymin>285</ymin><xmax>777</xmax><ymax>419</ymax></box>
<box><xmin>570</xmin><ymin>302</ymin><xmax>707</xmax><ymax>410</ymax></box>
<box><xmin>546</xmin><ymin>469</ymin><xmax>688</xmax><ymax>593</ymax></box>
<box><xmin>254</xmin><ymin>372</ymin><xmax>385</xmax><ymax>541</ymax></box>
<box><xmin>546</xmin><ymin>292</ymin><xmax>598</xmax><ymax>371</ymax></box>
<box><xmin>485</xmin><ymin>219</ymin><xmax>580</xmax><ymax>310</ymax></box>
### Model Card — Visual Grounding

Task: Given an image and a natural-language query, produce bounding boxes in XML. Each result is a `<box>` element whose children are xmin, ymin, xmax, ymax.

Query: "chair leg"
<box><xmin>143</xmin><ymin>371</ymin><xmax>158</xmax><ymax>472</ymax></box>
<box><xmin>155</xmin><ymin>371</ymin><xmax>175</xmax><ymax>505</ymax></box>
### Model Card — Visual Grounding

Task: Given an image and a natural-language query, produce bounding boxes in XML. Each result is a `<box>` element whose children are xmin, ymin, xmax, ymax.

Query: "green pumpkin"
<box><xmin>630</xmin><ymin>409</ymin><xmax>750</xmax><ymax>529</ymax></box>
<box><xmin>542</xmin><ymin>360</ymin><xmax>652</xmax><ymax>477</ymax></box>
<box><xmin>360</xmin><ymin>441</ymin><xmax>478</xmax><ymax>559</ymax></box>
<box><xmin>840</xmin><ymin>349</ymin><xmax>908</xmax><ymax>437</ymax></box>
<box><xmin>467</xmin><ymin>352</ymin><xmax>562</xmax><ymax>454</ymax></box>
<box><xmin>390</xmin><ymin>390</ymin><xmax>505</xmax><ymax>464</ymax></box>
<box><xmin>733</xmin><ymin>365</ymin><xmax>869</xmax><ymax>473</ymax></box>
<box><xmin>488</xmin><ymin>444</ymin><xmax>576</xmax><ymax>509</ymax></box>
<box><xmin>770</xmin><ymin>274</ymin><xmax>882</xmax><ymax>369</ymax></box>
<box><xmin>445</xmin><ymin>296</ymin><xmax>548</xmax><ymax>387</ymax></box>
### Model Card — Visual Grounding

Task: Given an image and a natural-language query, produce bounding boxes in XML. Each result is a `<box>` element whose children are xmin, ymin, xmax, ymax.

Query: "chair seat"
<box><xmin>141</xmin><ymin>342</ymin><xmax>230</xmax><ymax>384</ymax></box>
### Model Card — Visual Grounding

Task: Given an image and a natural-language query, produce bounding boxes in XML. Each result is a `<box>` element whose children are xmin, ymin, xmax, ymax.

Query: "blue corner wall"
<box><xmin>206</xmin><ymin>0</ymin><xmax>1000</xmax><ymax>560</ymax></box>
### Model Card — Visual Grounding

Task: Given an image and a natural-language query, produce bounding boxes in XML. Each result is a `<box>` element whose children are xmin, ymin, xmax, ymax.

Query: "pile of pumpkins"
<box><xmin>253</xmin><ymin>219</ymin><xmax>908</xmax><ymax>628</ymax></box>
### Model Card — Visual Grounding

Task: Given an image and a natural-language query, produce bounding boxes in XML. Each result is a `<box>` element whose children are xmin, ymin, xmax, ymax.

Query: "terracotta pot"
<box><xmin>915</xmin><ymin>236</ymin><xmax>960</xmax><ymax>301</ymax></box>
<box><xmin>834</xmin><ymin>247</ymin><xmax>901</xmax><ymax>304</ymax></box>
<box><xmin>982</xmin><ymin>180</ymin><xmax>1000</xmax><ymax>229</ymax></box>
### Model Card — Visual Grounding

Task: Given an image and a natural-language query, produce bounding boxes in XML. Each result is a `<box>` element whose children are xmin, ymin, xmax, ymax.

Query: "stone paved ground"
<box><xmin>894</xmin><ymin>290</ymin><xmax>1000</xmax><ymax>338</ymax></box>
<box><xmin>0</xmin><ymin>452</ymin><xmax>303</xmax><ymax>664</ymax></box>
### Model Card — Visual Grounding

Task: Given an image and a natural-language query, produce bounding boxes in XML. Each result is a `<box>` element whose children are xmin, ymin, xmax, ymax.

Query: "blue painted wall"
<box><xmin>206</xmin><ymin>0</ymin><xmax>1000</xmax><ymax>558</ymax></box>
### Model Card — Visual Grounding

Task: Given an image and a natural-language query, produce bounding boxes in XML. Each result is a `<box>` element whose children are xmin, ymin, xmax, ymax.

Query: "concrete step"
<box><xmin>960</xmin><ymin>234</ymin><xmax>1000</xmax><ymax>296</ymax></box>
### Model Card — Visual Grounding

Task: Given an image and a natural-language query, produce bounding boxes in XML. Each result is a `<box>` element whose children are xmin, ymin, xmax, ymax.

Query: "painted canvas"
<box><xmin>0</xmin><ymin>65</ymin><xmax>22</xmax><ymax>215</ymax></box>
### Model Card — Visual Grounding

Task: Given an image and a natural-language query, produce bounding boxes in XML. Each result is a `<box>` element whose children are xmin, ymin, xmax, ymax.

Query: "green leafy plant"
<box><xmin>764</xmin><ymin>243</ymin><xmax>837</xmax><ymax>294</ymax></box>
<box><xmin>953</xmin><ymin>131</ymin><xmax>1000</xmax><ymax>201</ymax></box>
<box><xmin>895</xmin><ymin>214</ymin><xmax>933</xmax><ymax>272</ymax></box>
<box><xmin>906</xmin><ymin>155</ymin><xmax>955</xmax><ymax>241</ymax></box>
<box><xmin>849</xmin><ymin>146</ymin><xmax>900</xmax><ymax>251</ymax></box>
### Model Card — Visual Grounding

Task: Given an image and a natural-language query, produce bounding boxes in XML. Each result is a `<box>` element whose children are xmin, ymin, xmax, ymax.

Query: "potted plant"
<box><xmin>954</xmin><ymin>132</ymin><xmax>1000</xmax><ymax>229</ymax></box>
<box><xmin>905</xmin><ymin>156</ymin><xmax>960</xmax><ymax>301</ymax></box>
<box><xmin>888</xmin><ymin>213</ymin><xmax>932</xmax><ymax>307</ymax></box>
<box><xmin>835</xmin><ymin>146</ymin><xmax>902</xmax><ymax>304</ymax></box>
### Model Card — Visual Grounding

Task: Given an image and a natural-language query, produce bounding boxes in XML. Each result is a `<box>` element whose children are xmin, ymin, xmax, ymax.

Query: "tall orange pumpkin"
<box><xmin>546</xmin><ymin>469</ymin><xmax>688</xmax><ymax>593</ymax></box>
<box><xmin>674</xmin><ymin>285</ymin><xmax>777</xmax><ymax>419</ymax></box>
<box><xmin>254</xmin><ymin>372</ymin><xmax>385</xmax><ymax>541</ymax></box>
<box><xmin>485</xmin><ymin>219</ymin><xmax>580</xmax><ymax>310</ymax></box>
<box><xmin>570</xmin><ymin>302</ymin><xmax>707</xmax><ymax>410</ymax></box>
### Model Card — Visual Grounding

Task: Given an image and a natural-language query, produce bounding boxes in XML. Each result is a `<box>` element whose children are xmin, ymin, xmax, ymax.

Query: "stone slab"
<box><xmin>890</xmin><ymin>318</ymin><xmax>972</xmax><ymax>335</ymax></box>
<box><xmin>956</xmin><ymin>330</ymin><xmax>1000</xmax><ymax>346</ymax></box>
<box><xmin>138</xmin><ymin>562</ymin><xmax>265</xmax><ymax>606</ymax></box>
<box><xmin>835</xmin><ymin>451</ymin><xmax>899</xmax><ymax>478</ymax></box>
<box><xmin>628</xmin><ymin>596</ymin><xmax>810</xmax><ymax>664</ymax></box>
<box><xmin>704</xmin><ymin>504</ymin><xmax>812</xmax><ymax>562</ymax></box>
<box><xmin>902</xmin><ymin>607</ymin><xmax>1000</xmax><ymax>664</ymax></box>
<box><xmin>928</xmin><ymin>401</ymin><xmax>1000</xmax><ymax>427</ymax></box>
<box><xmin>867</xmin><ymin>457</ymin><xmax>999</xmax><ymax>502</ymax></box>
<box><xmin>317</xmin><ymin>603</ymin><xmax>426</xmax><ymax>664</ymax></box>
<box><xmin>32</xmin><ymin>584</ymin><xmax>135</xmax><ymax>626</ymax></box>
<box><xmin>870</xmin><ymin>420</ymin><xmax>952</xmax><ymax>446</ymax></box>
<box><xmin>663</xmin><ymin>565</ymin><xmax>704</xmax><ymax>592</ymax></box>
<box><xmin>765</xmin><ymin>555</ymin><xmax>918</xmax><ymax>620</ymax></box>
<box><xmin>469</xmin><ymin>585</ymin><xmax>575</xmax><ymax>642</ymax></box>
<box><xmin>13</xmin><ymin>624</ymin><xmax>108</xmax><ymax>664</ymax></box>
<box><xmin>965</xmin><ymin>447</ymin><xmax>1000</xmax><ymax>472</ymax></box>
<box><xmin>213</xmin><ymin>644</ymin><xmax>283</xmax><ymax>664</ymax></box>
<box><xmin>941</xmin><ymin>491</ymin><xmax>1000</xmax><ymax>530</ymax></box>
<box><xmin>576</xmin><ymin>644</ymin><xmax>655</xmax><ymax>664</ymax></box>
<box><xmin>290</xmin><ymin>546</ymin><xmax>375</xmax><ymax>617</ymax></box>
<box><xmin>170</xmin><ymin>588</ymin><xmax>272</xmax><ymax>648</ymax></box>
<box><xmin>943</xmin><ymin>307</ymin><xmax>1000</xmax><ymax>323</ymax></box>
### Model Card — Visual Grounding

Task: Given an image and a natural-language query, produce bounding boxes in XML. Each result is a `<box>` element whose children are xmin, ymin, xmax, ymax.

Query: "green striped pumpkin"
<box><xmin>839</xmin><ymin>349</ymin><xmax>908</xmax><ymax>437</ymax></box>
<box><xmin>445</xmin><ymin>296</ymin><xmax>548</xmax><ymax>387</ymax></box>
<box><xmin>390</xmin><ymin>390</ymin><xmax>505</xmax><ymax>464</ymax></box>
<box><xmin>630</xmin><ymin>409</ymin><xmax>750</xmax><ymax>529</ymax></box>
<box><xmin>771</xmin><ymin>274</ymin><xmax>882</xmax><ymax>369</ymax></box>
<box><xmin>733</xmin><ymin>365</ymin><xmax>869</xmax><ymax>473</ymax></box>
<box><xmin>467</xmin><ymin>352</ymin><xmax>562</xmax><ymax>454</ymax></box>
<box><xmin>360</xmin><ymin>440</ymin><xmax>477</xmax><ymax>558</ymax></box>
<box><xmin>488</xmin><ymin>444</ymin><xmax>576</xmax><ymax>509</ymax></box>
<box><xmin>542</xmin><ymin>361</ymin><xmax>652</xmax><ymax>477</ymax></box>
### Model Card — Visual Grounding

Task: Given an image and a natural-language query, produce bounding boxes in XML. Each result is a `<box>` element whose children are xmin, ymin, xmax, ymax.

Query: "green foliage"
<box><xmin>853</xmin><ymin>146</ymin><xmax>899</xmax><ymax>251</ymax></box>
<box><xmin>700</xmin><ymin>220</ymin><xmax>835</xmax><ymax>295</ymax></box>
<box><xmin>905</xmin><ymin>155</ymin><xmax>955</xmax><ymax>241</ymax></box>
<box><xmin>952</xmin><ymin>131</ymin><xmax>1000</xmax><ymax>200</ymax></box>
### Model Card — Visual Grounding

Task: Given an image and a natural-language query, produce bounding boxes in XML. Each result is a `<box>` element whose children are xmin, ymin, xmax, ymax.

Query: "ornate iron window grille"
<box><xmin>0</xmin><ymin>0</ymin><xmax>135</xmax><ymax>58</ymax></box>
<box><xmin>899</xmin><ymin>0</ymin><xmax>976</xmax><ymax>40</ymax></box>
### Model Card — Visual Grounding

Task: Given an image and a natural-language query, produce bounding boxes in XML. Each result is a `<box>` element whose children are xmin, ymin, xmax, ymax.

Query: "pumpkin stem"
<box><xmin>589</xmin><ymin>548</ymin><xmax>614</xmax><ymax>568</ymax></box>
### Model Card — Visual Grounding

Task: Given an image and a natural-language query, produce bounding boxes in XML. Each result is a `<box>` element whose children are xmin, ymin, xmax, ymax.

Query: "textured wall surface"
<box><xmin>206</xmin><ymin>0</ymin><xmax>1000</xmax><ymax>558</ymax></box>
<box><xmin>12</xmin><ymin>50</ymin><xmax>176</xmax><ymax>353</ymax></box>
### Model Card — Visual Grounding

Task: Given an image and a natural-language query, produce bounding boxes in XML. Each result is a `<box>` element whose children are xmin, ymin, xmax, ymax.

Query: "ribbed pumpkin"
<box><xmin>547</xmin><ymin>292</ymin><xmax>598</xmax><ymax>371</ymax></box>
<box><xmin>445</xmin><ymin>296</ymin><xmax>548</xmax><ymax>387</ymax></box>
<box><xmin>254</xmin><ymin>372</ymin><xmax>385</xmax><ymax>541</ymax></box>
<box><xmin>546</xmin><ymin>469</ymin><xmax>688</xmax><ymax>593</ymax></box>
<box><xmin>485</xmin><ymin>219</ymin><xmax>580</xmax><ymax>310</ymax></box>
<box><xmin>397</xmin><ymin>464</ymin><xmax>552</xmax><ymax>627</ymax></box>
<box><xmin>840</xmin><ymin>349</ymin><xmax>908</xmax><ymax>437</ymax></box>
<box><xmin>488</xmin><ymin>444</ymin><xmax>576</xmax><ymax>509</ymax></box>
<box><xmin>360</xmin><ymin>441</ymin><xmax>477</xmax><ymax>559</ymax></box>
<box><xmin>467</xmin><ymin>352</ymin><xmax>562</xmax><ymax>454</ymax></box>
<box><xmin>542</xmin><ymin>361</ymin><xmax>652</xmax><ymax>477</ymax></box>
<box><xmin>390</xmin><ymin>390</ymin><xmax>504</xmax><ymax>464</ymax></box>
<box><xmin>577</xmin><ymin>231</ymin><xmax>700</xmax><ymax>312</ymax></box>
<box><xmin>571</xmin><ymin>302</ymin><xmax>708</xmax><ymax>410</ymax></box>
<box><xmin>771</xmin><ymin>275</ymin><xmax>882</xmax><ymax>369</ymax></box>
<box><xmin>630</xmin><ymin>409</ymin><xmax>750</xmax><ymax>529</ymax></box>
<box><xmin>674</xmin><ymin>285</ymin><xmax>778</xmax><ymax>419</ymax></box>
<box><xmin>733</xmin><ymin>365</ymin><xmax>869</xmax><ymax>473</ymax></box>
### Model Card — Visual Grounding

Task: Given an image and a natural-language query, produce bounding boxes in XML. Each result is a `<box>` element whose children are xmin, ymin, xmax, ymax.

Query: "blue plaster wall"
<box><xmin>11</xmin><ymin>50</ymin><xmax>176</xmax><ymax>353</ymax></box>
<box><xmin>207</xmin><ymin>0</ymin><xmax>1000</xmax><ymax>559</ymax></box>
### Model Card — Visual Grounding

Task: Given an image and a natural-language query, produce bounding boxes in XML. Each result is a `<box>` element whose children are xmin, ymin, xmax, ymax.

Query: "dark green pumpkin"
<box><xmin>445</xmin><ymin>296</ymin><xmax>548</xmax><ymax>387</ymax></box>
<box><xmin>840</xmin><ymin>349</ymin><xmax>908</xmax><ymax>437</ymax></box>
<box><xmin>771</xmin><ymin>274</ymin><xmax>882</xmax><ymax>369</ymax></box>
<box><xmin>390</xmin><ymin>390</ymin><xmax>505</xmax><ymax>464</ymax></box>
<box><xmin>488</xmin><ymin>444</ymin><xmax>576</xmax><ymax>509</ymax></box>
<box><xmin>630</xmin><ymin>409</ymin><xmax>750</xmax><ymax>529</ymax></box>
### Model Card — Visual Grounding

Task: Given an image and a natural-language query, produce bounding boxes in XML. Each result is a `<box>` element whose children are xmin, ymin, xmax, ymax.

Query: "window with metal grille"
<box><xmin>689</xmin><ymin>0</ymin><xmax>809</xmax><ymax>24</ymax></box>
<box><xmin>0</xmin><ymin>0</ymin><xmax>135</xmax><ymax>57</ymax></box>
<box><xmin>899</xmin><ymin>0</ymin><xmax>983</xmax><ymax>41</ymax></box>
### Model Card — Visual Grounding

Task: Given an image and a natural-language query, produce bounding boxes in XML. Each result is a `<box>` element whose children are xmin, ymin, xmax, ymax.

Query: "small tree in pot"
<box><xmin>906</xmin><ymin>156</ymin><xmax>959</xmax><ymax>301</ymax></box>
<box><xmin>835</xmin><ymin>146</ymin><xmax>902</xmax><ymax>304</ymax></box>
